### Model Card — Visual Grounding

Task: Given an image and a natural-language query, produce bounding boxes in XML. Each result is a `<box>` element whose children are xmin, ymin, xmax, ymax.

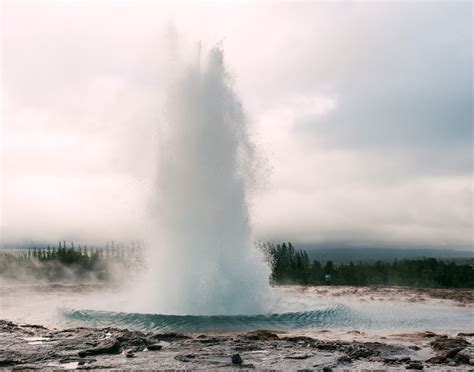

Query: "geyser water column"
<box><xmin>137</xmin><ymin>47</ymin><xmax>271</xmax><ymax>315</ymax></box>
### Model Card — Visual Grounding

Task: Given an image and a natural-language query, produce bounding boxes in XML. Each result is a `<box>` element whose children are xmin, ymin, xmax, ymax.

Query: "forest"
<box><xmin>0</xmin><ymin>241</ymin><xmax>142</xmax><ymax>282</ymax></box>
<box><xmin>0</xmin><ymin>241</ymin><xmax>473</xmax><ymax>288</ymax></box>
<box><xmin>262</xmin><ymin>242</ymin><xmax>474</xmax><ymax>288</ymax></box>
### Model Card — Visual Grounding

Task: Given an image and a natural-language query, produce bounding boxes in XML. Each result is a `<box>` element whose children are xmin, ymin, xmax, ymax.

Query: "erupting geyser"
<box><xmin>135</xmin><ymin>46</ymin><xmax>271</xmax><ymax>315</ymax></box>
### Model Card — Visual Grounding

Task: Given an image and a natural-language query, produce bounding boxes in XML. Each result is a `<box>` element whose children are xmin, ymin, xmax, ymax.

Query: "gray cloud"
<box><xmin>1</xmin><ymin>1</ymin><xmax>472</xmax><ymax>248</ymax></box>
<box><xmin>293</xmin><ymin>1</ymin><xmax>472</xmax><ymax>177</ymax></box>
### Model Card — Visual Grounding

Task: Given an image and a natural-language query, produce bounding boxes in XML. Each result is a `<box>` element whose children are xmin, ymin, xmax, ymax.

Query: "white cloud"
<box><xmin>1</xmin><ymin>1</ymin><xmax>471</xmax><ymax>248</ymax></box>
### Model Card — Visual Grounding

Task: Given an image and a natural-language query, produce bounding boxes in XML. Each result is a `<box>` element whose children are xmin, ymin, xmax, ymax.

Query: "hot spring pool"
<box><xmin>1</xmin><ymin>284</ymin><xmax>472</xmax><ymax>335</ymax></box>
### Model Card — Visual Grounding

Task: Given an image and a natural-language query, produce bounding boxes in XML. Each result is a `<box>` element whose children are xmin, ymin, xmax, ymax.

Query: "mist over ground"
<box><xmin>1</xmin><ymin>1</ymin><xmax>472</xmax><ymax>249</ymax></box>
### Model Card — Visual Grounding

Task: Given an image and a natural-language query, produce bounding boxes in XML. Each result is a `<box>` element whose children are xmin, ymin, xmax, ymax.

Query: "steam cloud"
<box><xmin>129</xmin><ymin>47</ymin><xmax>271</xmax><ymax>315</ymax></box>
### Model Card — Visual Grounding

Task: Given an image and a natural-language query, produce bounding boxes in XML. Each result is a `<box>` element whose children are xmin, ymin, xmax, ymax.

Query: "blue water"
<box><xmin>63</xmin><ymin>304</ymin><xmax>368</xmax><ymax>332</ymax></box>
<box><xmin>62</xmin><ymin>301</ymin><xmax>473</xmax><ymax>333</ymax></box>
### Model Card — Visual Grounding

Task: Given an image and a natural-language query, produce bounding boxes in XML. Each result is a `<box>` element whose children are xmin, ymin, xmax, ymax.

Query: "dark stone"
<box><xmin>125</xmin><ymin>351</ymin><xmax>134</xmax><ymax>358</ymax></box>
<box><xmin>234</xmin><ymin>342</ymin><xmax>264</xmax><ymax>352</ymax></box>
<box><xmin>337</xmin><ymin>355</ymin><xmax>352</xmax><ymax>364</ymax></box>
<box><xmin>430</xmin><ymin>336</ymin><xmax>469</xmax><ymax>352</ymax></box>
<box><xmin>174</xmin><ymin>354</ymin><xmax>196</xmax><ymax>362</ymax></box>
<box><xmin>75</xmin><ymin>364</ymin><xmax>117</xmax><ymax>370</ymax></box>
<box><xmin>282</xmin><ymin>336</ymin><xmax>315</xmax><ymax>344</ymax></box>
<box><xmin>425</xmin><ymin>356</ymin><xmax>445</xmax><ymax>364</ymax></box>
<box><xmin>152</xmin><ymin>332</ymin><xmax>190</xmax><ymax>341</ymax></box>
<box><xmin>59</xmin><ymin>357</ymin><xmax>85</xmax><ymax>363</ymax></box>
<box><xmin>117</xmin><ymin>331</ymin><xmax>143</xmax><ymax>342</ymax></box>
<box><xmin>231</xmin><ymin>353</ymin><xmax>243</xmax><ymax>365</ymax></box>
<box><xmin>12</xmin><ymin>365</ymin><xmax>41</xmax><ymax>370</ymax></box>
<box><xmin>285</xmin><ymin>353</ymin><xmax>310</xmax><ymax>360</ymax></box>
<box><xmin>322</xmin><ymin>367</ymin><xmax>332</xmax><ymax>372</ymax></box>
<box><xmin>316</xmin><ymin>343</ymin><xmax>337</xmax><ymax>351</ymax></box>
<box><xmin>406</xmin><ymin>362</ymin><xmax>423</xmax><ymax>370</ymax></box>
<box><xmin>345</xmin><ymin>344</ymin><xmax>377</xmax><ymax>359</ymax></box>
<box><xmin>0</xmin><ymin>359</ymin><xmax>21</xmax><ymax>366</ymax></box>
<box><xmin>193</xmin><ymin>336</ymin><xmax>228</xmax><ymax>344</ymax></box>
<box><xmin>78</xmin><ymin>339</ymin><xmax>121</xmax><ymax>357</ymax></box>
<box><xmin>244</xmin><ymin>330</ymin><xmax>279</xmax><ymax>341</ymax></box>
<box><xmin>21</xmin><ymin>324</ymin><xmax>48</xmax><ymax>330</ymax></box>
<box><xmin>420</xmin><ymin>331</ymin><xmax>437</xmax><ymax>338</ymax></box>
<box><xmin>408</xmin><ymin>345</ymin><xmax>421</xmax><ymax>351</ymax></box>
<box><xmin>442</xmin><ymin>347</ymin><xmax>464</xmax><ymax>359</ymax></box>
<box><xmin>454</xmin><ymin>352</ymin><xmax>470</xmax><ymax>364</ymax></box>
<box><xmin>116</xmin><ymin>330</ymin><xmax>154</xmax><ymax>351</ymax></box>
<box><xmin>147</xmin><ymin>344</ymin><xmax>162</xmax><ymax>351</ymax></box>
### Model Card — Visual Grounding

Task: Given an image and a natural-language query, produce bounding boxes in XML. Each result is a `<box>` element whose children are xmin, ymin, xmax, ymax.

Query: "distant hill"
<box><xmin>2</xmin><ymin>240</ymin><xmax>473</xmax><ymax>263</ymax></box>
<box><xmin>296</xmin><ymin>243</ymin><xmax>474</xmax><ymax>262</ymax></box>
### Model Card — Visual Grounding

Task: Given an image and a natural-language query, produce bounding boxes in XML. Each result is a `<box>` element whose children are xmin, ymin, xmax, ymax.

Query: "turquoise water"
<box><xmin>63</xmin><ymin>305</ymin><xmax>367</xmax><ymax>332</ymax></box>
<box><xmin>62</xmin><ymin>301</ymin><xmax>473</xmax><ymax>333</ymax></box>
<box><xmin>5</xmin><ymin>285</ymin><xmax>471</xmax><ymax>333</ymax></box>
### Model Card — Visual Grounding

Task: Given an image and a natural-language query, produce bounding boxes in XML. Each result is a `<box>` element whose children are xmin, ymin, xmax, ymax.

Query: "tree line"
<box><xmin>261</xmin><ymin>242</ymin><xmax>474</xmax><ymax>288</ymax></box>
<box><xmin>0</xmin><ymin>241</ymin><xmax>143</xmax><ymax>282</ymax></box>
<box><xmin>2</xmin><ymin>240</ymin><xmax>472</xmax><ymax>288</ymax></box>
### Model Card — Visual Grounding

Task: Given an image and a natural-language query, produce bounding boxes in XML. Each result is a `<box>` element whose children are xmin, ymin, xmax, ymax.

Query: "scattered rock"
<box><xmin>174</xmin><ymin>354</ymin><xmax>195</xmax><ymax>362</ymax></box>
<box><xmin>244</xmin><ymin>330</ymin><xmax>279</xmax><ymax>341</ymax></box>
<box><xmin>285</xmin><ymin>353</ymin><xmax>311</xmax><ymax>360</ymax></box>
<box><xmin>20</xmin><ymin>324</ymin><xmax>48</xmax><ymax>330</ymax></box>
<box><xmin>443</xmin><ymin>347</ymin><xmax>464</xmax><ymax>359</ymax></box>
<box><xmin>406</xmin><ymin>362</ymin><xmax>423</xmax><ymax>369</ymax></box>
<box><xmin>337</xmin><ymin>355</ymin><xmax>352</xmax><ymax>364</ymax></box>
<box><xmin>152</xmin><ymin>332</ymin><xmax>190</xmax><ymax>341</ymax></box>
<box><xmin>425</xmin><ymin>356</ymin><xmax>445</xmax><ymax>364</ymax></box>
<box><xmin>0</xmin><ymin>317</ymin><xmax>466</xmax><ymax>369</ymax></box>
<box><xmin>75</xmin><ymin>364</ymin><xmax>117</xmax><ymax>370</ymax></box>
<box><xmin>316</xmin><ymin>343</ymin><xmax>337</xmax><ymax>351</ymax></box>
<box><xmin>193</xmin><ymin>336</ymin><xmax>228</xmax><ymax>344</ymax></box>
<box><xmin>345</xmin><ymin>343</ymin><xmax>378</xmax><ymax>359</ymax></box>
<box><xmin>231</xmin><ymin>353</ymin><xmax>243</xmax><ymax>365</ymax></box>
<box><xmin>347</xmin><ymin>330</ymin><xmax>361</xmax><ymax>335</ymax></box>
<box><xmin>282</xmin><ymin>335</ymin><xmax>315</xmax><ymax>344</ymax></box>
<box><xmin>430</xmin><ymin>336</ymin><xmax>469</xmax><ymax>352</ymax></box>
<box><xmin>117</xmin><ymin>330</ymin><xmax>155</xmax><ymax>351</ymax></box>
<box><xmin>78</xmin><ymin>339</ymin><xmax>121</xmax><ymax>357</ymax></box>
<box><xmin>147</xmin><ymin>344</ymin><xmax>162</xmax><ymax>351</ymax></box>
<box><xmin>0</xmin><ymin>359</ymin><xmax>21</xmax><ymax>366</ymax></box>
<box><xmin>12</xmin><ymin>364</ymin><xmax>41</xmax><ymax>370</ymax></box>
<box><xmin>453</xmin><ymin>350</ymin><xmax>471</xmax><ymax>365</ymax></box>
<box><xmin>419</xmin><ymin>331</ymin><xmax>437</xmax><ymax>338</ymax></box>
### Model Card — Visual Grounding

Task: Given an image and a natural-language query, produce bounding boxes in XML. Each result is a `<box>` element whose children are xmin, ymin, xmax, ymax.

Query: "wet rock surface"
<box><xmin>0</xmin><ymin>320</ymin><xmax>472</xmax><ymax>370</ymax></box>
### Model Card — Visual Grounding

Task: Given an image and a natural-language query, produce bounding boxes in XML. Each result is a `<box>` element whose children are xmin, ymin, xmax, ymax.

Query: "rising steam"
<box><xmin>130</xmin><ymin>46</ymin><xmax>271</xmax><ymax>315</ymax></box>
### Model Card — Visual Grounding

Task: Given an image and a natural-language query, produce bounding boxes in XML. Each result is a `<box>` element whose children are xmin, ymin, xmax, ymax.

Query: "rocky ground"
<box><xmin>1</xmin><ymin>320</ymin><xmax>473</xmax><ymax>370</ymax></box>
<box><xmin>289</xmin><ymin>286</ymin><xmax>474</xmax><ymax>306</ymax></box>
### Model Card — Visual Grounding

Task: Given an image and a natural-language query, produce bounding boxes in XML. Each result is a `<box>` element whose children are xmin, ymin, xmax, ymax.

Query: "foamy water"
<box><xmin>1</xmin><ymin>285</ymin><xmax>471</xmax><ymax>335</ymax></box>
<box><xmin>130</xmin><ymin>46</ymin><xmax>271</xmax><ymax>315</ymax></box>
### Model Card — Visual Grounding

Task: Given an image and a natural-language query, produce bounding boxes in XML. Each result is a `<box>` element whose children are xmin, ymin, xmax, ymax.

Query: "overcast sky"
<box><xmin>1</xmin><ymin>1</ymin><xmax>472</xmax><ymax>249</ymax></box>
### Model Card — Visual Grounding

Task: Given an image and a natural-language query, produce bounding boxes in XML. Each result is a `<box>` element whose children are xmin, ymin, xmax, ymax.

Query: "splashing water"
<box><xmin>63</xmin><ymin>305</ymin><xmax>363</xmax><ymax>333</ymax></box>
<box><xmin>132</xmin><ymin>47</ymin><xmax>271</xmax><ymax>315</ymax></box>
